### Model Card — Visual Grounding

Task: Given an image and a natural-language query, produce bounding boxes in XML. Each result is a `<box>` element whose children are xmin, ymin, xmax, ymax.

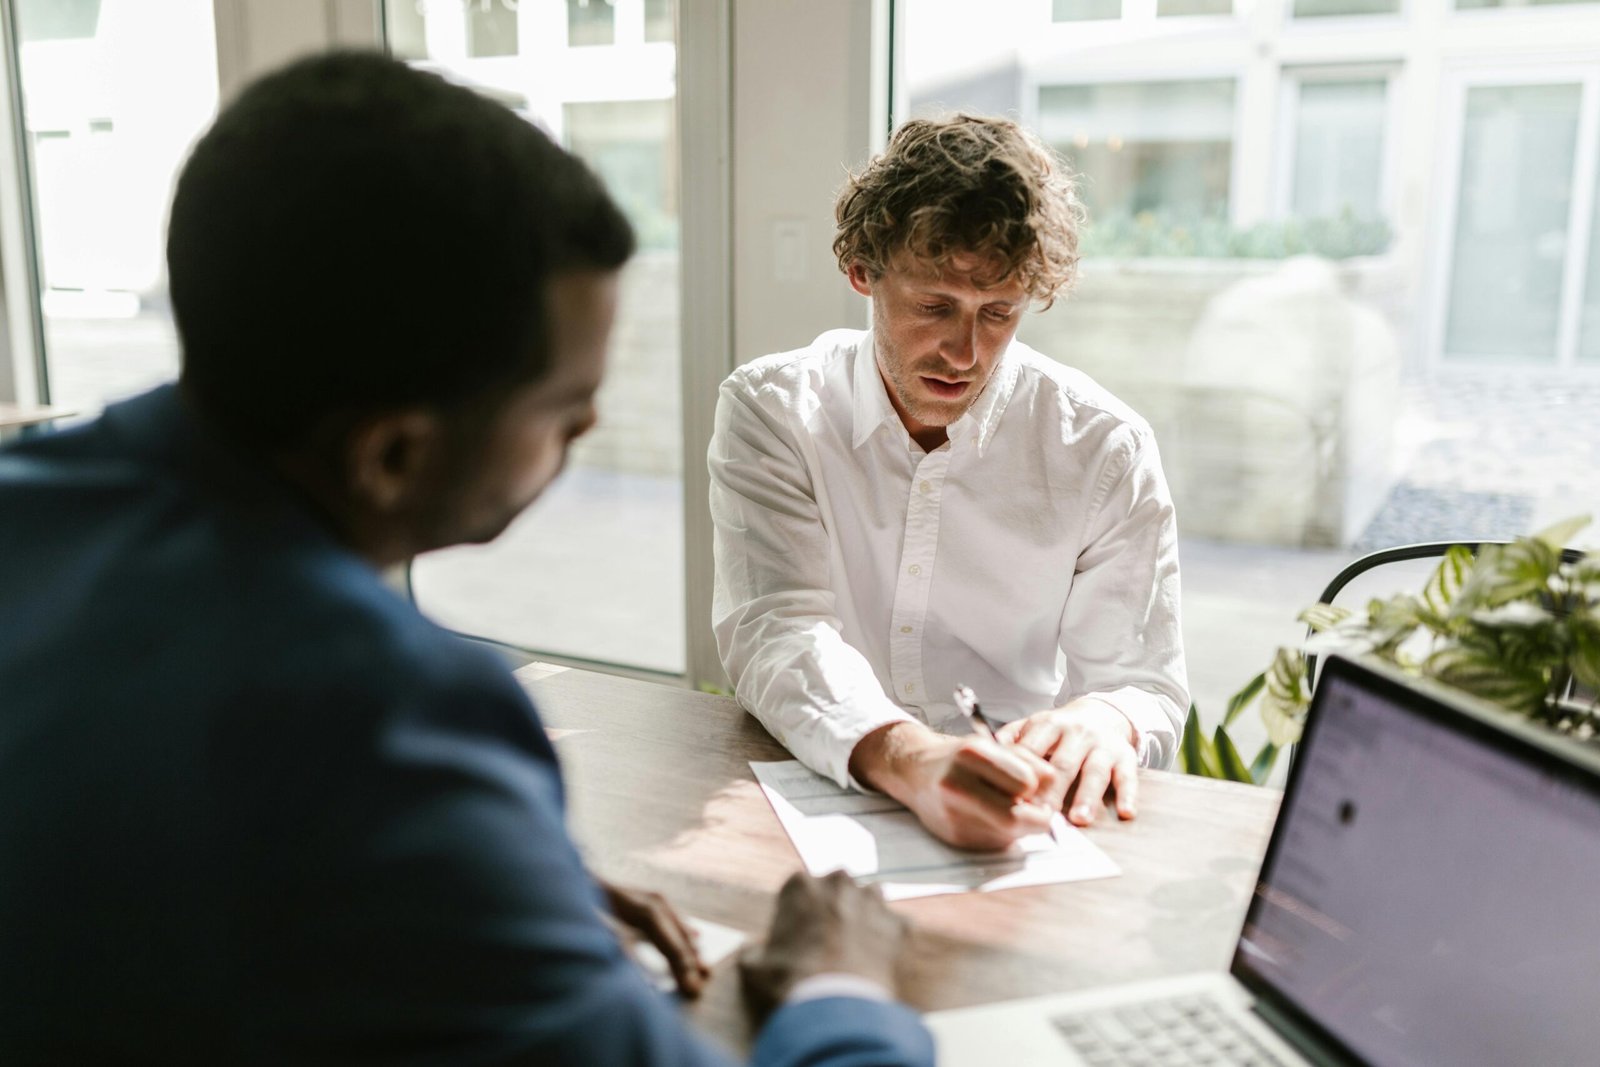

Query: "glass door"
<box><xmin>388</xmin><ymin>0</ymin><xmax>687</xmax><ymax>675</ymax></box>
<box><xmin>1440</xmin><ymin>80</ymin><xmax>1584</xmax><ymax>364</ymax></box>
<box><xmin>1435</xmin><ymin>70</ymin><xmax>1600</xmax><ymax>367</ymax></box>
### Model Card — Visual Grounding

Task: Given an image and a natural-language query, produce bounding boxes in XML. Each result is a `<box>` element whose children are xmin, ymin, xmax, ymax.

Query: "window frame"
<box><xmin>0</xmin><ymin>0</ymin><xmax>49</xmax><ymax>406</ymax></box>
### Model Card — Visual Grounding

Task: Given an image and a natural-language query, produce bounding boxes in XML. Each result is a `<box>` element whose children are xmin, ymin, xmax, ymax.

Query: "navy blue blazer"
<box><xmin>0</xmin><ymin>386</ymin><xmax>932</xmax><ymax>1066</ymax></box>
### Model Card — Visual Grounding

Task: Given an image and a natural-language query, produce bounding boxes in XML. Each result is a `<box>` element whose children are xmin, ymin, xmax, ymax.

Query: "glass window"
<box><xmin>1053</xmin><ymin>0</ymin><xmax>1121</xmax><ymax>20</ymax></box>
<box><xmin>14</xmin><ymin>0</ymin><xmax>218</xmax><ymax>414</ymax></box>
<box><xmin>1289</xmin><ymin>78</ymin><xmax>1387</xmax><ymax>222</ymax></box>
<box><xmin>1443</xmin><ymin>83</ymin><xmax>1582</xmax><ymax>363</ymax></box>
<box><xmin>898</xmin><ymin>2</ymin><xmax>1600</xmax><ymax>780</ymax></box>
<box><xmin>467</xmin><ymin>1</ymin><xmax>518</xmax><ymax>58</ymax></box>
<box><xmin>386</xmin><ymin>0</ymin><xmax>685</xmax><ymax>674</ymax></box>
<box><xmin>1038</xmin><ymin>79</ymin><xmax>1235</xmax><ymax>226</ymax></box>
<box><xmin>1159</xmin><ymin>0</ymin><xmax>1232</xmax><ymax>14</ymax></box>
<box><xmin>1292</xmin><ymin>0</ymin><xmax>1401</xmax><ymax>15</ymax></box>
<box><xmin>645</xmin><ymin>0</ymin><xmax>675</xmax><ymax>43</ymax></box>
<box><xmin>567</xmin><ymin>0</ymin><xmax>616</xmax><ymax>47</ymax></box>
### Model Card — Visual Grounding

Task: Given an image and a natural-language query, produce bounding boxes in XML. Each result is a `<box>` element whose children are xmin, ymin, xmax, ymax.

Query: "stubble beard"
<box><xmin>876</xmin><ymin>334</ymin><xmax>985</xmax><ymax>430</ymax></box>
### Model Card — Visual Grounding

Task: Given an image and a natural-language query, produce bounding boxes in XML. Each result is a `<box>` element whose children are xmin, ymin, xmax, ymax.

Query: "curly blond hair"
<box><xmin>833</xmin><ymin>114</ymin><xmax>1085</xmax><ymax>306</ymax></box>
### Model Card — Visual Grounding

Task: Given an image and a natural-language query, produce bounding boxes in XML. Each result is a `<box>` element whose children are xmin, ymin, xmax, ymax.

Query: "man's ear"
<box><xmin>343</xmin><ymin>408</ymin><xmax>445</xmax><ymax>513</ymax></box>
<box><xmin>846</xmin><ymin>261</ymin><xmax>875</xmax><ymax>298</ymax></box>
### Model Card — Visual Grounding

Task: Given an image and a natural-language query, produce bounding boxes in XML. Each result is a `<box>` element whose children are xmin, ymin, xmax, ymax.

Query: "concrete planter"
<box><xmin>1021</xmin><ymin>255</ymin><xmax>1407</xmax><ymax>548</ymax></box>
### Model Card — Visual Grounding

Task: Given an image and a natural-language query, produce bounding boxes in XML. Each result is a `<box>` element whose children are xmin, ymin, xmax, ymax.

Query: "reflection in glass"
<box><xmin>568</xmin><ymin>0</ymin><xmax>616</xmax><ymax>46</ymax></box>
<box><xmin>1158</xmin><ymin>0</ymin><xmax>1232</xmax><ymax>14</ymax></box>
<box><xmin>565</xmin><ymin>100</ymin><xmax>679</xmax><ymax>250</ymax></box>
<box><xmin>387</xmin><ymin>0</ymin><xmax>428</xmax><ymax>59</ymax></box>
<box><xmin>467</xmin><ymin>1</ymin><xmax>517</xmax><ymax>57</ymax></box>
<box><xmin>1580</xmin><ymin>129</ymin><xmax>1600</xmax><ymax>364</ymax></box>
<box><xmin>1293</xmin><ymin>0</ymin><xmax>1400</xmax><ymax>14</ymax></box>
<box><xmin>1038</xmin><ymin>79</ymin><xmax>1235</xmax><ymax>225</ymax></box>
<box><xmin>645</xmin><ymin>0</ymin><xmax>674</xmax><ymax>43</ymax></box>
<box><xmin>14</xmin><ymin>0</ymin><xmax>218</xmax><ymax>413</ymax></box>
<box><xmin>1052</xmin><ymin>0</ymin><xmax>1122</xmax><ymax>20</ymax></box>
<box><xmin>1443</xmin><ymin>83</ymin><xmax>1581</xmax><ymax>363</ymax></box>
<box><xmin>1291</xmin><ymin>78</ymin><xmax>1387</xmax><ymax>221</ymax></box>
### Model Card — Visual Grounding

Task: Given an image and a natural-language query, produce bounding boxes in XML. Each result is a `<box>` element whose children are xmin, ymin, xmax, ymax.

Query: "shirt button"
<box><xmin>905</xmin><ymin>682</ymin><xmax>915</xmax><ymax>695</ymax></box>
<box><xmin>908</xmin><ymin>564</ymin><xmax>921</xmax><ymax>576</ymax></box>
<box><xmin>900</xmin><ymin>625</ymin><xmax>913</xmax><ymax>634</ymax></box>
<box><xmin>919</xmin><ymin>480</ymin><xmax>931</xmax><ymax>494</ymax></box>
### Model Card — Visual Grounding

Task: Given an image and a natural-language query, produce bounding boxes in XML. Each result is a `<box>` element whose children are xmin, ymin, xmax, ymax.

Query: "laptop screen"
<box><xmin>1233</xmin><ymin>659</ymin><xmax>1600</xmax><ymax>1066</ymax></box>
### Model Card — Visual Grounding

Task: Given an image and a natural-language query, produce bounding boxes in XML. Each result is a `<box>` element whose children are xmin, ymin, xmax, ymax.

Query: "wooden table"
<box><xmin>517</xmin><ymin>664</ymin><xmax>1281</xmax><ymax>1053</ymax></box>
<box><xmin>0</xmin><ymin>402</ymin><xmax>75</xmax><ymax>433</ymax></box>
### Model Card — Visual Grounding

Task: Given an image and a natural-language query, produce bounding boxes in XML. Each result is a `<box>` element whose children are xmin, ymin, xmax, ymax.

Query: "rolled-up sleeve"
<box><xmin>1058</xmin><ymin>426</ymin><xmax>1189</xmax><ymax>769</ymax></box>
<box><xmin>708</xmin><ymin>378</ymin><xmax>912</xmax><ymax>789</ymax></box>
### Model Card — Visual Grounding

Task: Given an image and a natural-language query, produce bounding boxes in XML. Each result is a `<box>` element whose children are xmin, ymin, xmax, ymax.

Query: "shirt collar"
<box><xmin>954</xmin><ymin>343</ymin><xmax>1020</xmax><ymax>457</ymax></box>
<box><xmin>850</xmin><ymin>332</ymin><xmax>1021</xmax><ymax>456</ymax></box>
<box><xmin>851</xmin><ymin>332</ymin><xmax>903</xmax><ymax>449</ymax></box>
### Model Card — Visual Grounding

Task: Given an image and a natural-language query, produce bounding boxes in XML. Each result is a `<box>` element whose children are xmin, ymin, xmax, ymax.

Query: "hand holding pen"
<box><xmin>956</xmin><ymin>683</ymin><xmax>1065</xmax><ymax>844</ymax></box>
<box><xmin>846</xmin><ymin>688</ymin><xmax>1063</xmax><ymax>851</ymax></box>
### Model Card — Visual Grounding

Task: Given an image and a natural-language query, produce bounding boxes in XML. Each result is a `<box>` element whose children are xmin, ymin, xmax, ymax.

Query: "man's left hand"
<box><xmin>996</xmin><ymin>698</ymin><xmax>1139</xmax><ymax>826</ymax></box>
<box><xmin>599</xmin><ymin>879</ymin><xmax>712</xmax><ymax>997</ymax></box>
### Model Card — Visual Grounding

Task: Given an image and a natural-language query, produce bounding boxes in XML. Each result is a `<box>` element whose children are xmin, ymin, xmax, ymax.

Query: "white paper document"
<box><xmin>750</xmin><ymin>760</ymin><xmax>1120</xmax><ymax>901</ymax></box>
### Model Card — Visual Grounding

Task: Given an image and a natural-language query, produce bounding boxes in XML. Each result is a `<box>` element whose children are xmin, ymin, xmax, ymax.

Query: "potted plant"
<box><xmin>1184</xmin><ymin>517</ymin><xmax>1600</xmax><ymax>785</ymax></box>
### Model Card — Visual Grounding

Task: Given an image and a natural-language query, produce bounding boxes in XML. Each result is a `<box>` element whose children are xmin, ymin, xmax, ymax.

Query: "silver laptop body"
<box><xmin>928</xmin><ymin>655</ymin><xmax>1600</xmax><ymax>1066</ymax></box>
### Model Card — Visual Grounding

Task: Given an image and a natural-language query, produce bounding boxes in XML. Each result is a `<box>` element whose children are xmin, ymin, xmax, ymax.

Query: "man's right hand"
<box><xmin>848</xmin><ymin>721</ymin><xmax>1061</xmax><ymax>850</ymax></box>
<box><xmin>739</xmin><ymin>870</ymin><xmax>905</xmax><ymax>1016</ymax></box>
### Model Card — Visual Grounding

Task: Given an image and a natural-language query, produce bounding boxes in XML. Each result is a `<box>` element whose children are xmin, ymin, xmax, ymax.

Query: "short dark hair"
<box><xmin>168</xmin><ymin>51</ymin><xmax>633</xmax><ymax>447</ymax></box>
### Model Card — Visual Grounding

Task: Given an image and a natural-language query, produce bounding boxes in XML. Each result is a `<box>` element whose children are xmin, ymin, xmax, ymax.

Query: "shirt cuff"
<box><xmin>1077</xmin><ymin>690</ymin><xmax>1171</xmax><ymax>768</ymax></box>
<box><xmin>786</xmin><ymin>973</ymin><xmax>894</xmax><ymax>1005</ymax></box>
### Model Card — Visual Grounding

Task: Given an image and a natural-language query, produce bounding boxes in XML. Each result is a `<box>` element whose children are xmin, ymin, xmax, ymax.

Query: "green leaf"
<box><xmin>1422</xmin><ymin>544</ymin><xmax>1474</xmax><ymax>619</ymax></box>
<box><xmin>1426</xmin><ymin>646</ymin><xmax>1548</xmax><ymax>715</ymax></box>
<box><xmin>1260</xmin><ymin>648</ymin><xmax>1310</xmax><ymax>747</ymax></box>
<box><xmin>1249</xmin><ymin>742</ymin><xmax>1281</xmax><ymax>786</ymax></box>
<box><xmin>1179</xmin><ymin>703</ymin><xmax>1223</xmax><ymax>778</ymax></box>
<box><xmin>1568</xmin><ymin>610</ymin><xmax>1600</xmax><ymax>693</ymax></box>
<box><xmin>1298</xmin><ymin>603</ymin><xmax>1352</xmax><ymax>634</ymax></box>
<box><xmin>1571</xmin><ymin>556</ymin><xmax>1600</xmax><ymax>592</ymax></box>
<box><xmin>1485</xmin><ymin>539</ymin><xmax>1558</xmax><ymax>608</ymax></box>
<box><xmin>1532</xmin><ymin>514</ymin><xmax>1591</xmax><ymax>550</ymax></box>
<box><xmin>1213</xmin><ymin>726</ymin><xmax>1254</xmax><ymax>783</ymax></box>
<box><xmin>1222</xmin><ymin>671</ymin><xmax>1265</xmax><ymax>729</ymax></box>
<box><xmin>1449</xmin><ymin>541</ymin><xmax>1553</xmax><ymax>617</ymax></box>
<box><xmin>1366</xmin><ymin>593</ymin><xmax>1426</xmax><ymax>651</ymax></box>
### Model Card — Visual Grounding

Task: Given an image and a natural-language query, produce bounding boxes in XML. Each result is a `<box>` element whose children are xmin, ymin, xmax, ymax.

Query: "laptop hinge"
<box><xmin>1249</xmin><ymin>997</ymin><xmax>1353</xmax><ymax>1067</ymax></box>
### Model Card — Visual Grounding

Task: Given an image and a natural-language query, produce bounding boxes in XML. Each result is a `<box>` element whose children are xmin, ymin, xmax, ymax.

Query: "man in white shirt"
<box><xmin>709</xmin><ymin>115</ymin><xmax>1188</xmax><ymax>850</ymax></box>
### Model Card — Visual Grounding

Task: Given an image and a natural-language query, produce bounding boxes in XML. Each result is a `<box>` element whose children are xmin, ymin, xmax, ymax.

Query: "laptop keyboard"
<box><xmin>1052</xmin><ymin>993</ymin><xmax>1293</xmax><ymax>1067</ymax></box>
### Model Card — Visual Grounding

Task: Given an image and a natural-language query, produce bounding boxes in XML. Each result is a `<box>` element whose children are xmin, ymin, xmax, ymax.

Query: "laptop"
<box><xmin>927</xmin><ymin>654</ymin><xmax>1600</xmax><ymax>1066</ymax></box>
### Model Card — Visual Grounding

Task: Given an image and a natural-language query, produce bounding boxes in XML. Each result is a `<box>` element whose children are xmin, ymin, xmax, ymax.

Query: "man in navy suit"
<box><xmin>0</xmin><ymin>52</ymin><xmax>932</xmax><ymax>1066</ymax></box>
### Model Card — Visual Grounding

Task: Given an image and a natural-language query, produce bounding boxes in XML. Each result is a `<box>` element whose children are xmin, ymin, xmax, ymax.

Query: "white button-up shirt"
<box><xmin>709</xmin><ymin>328</ymin><xmax>1187</xmax><ymax>789</ymax></box>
